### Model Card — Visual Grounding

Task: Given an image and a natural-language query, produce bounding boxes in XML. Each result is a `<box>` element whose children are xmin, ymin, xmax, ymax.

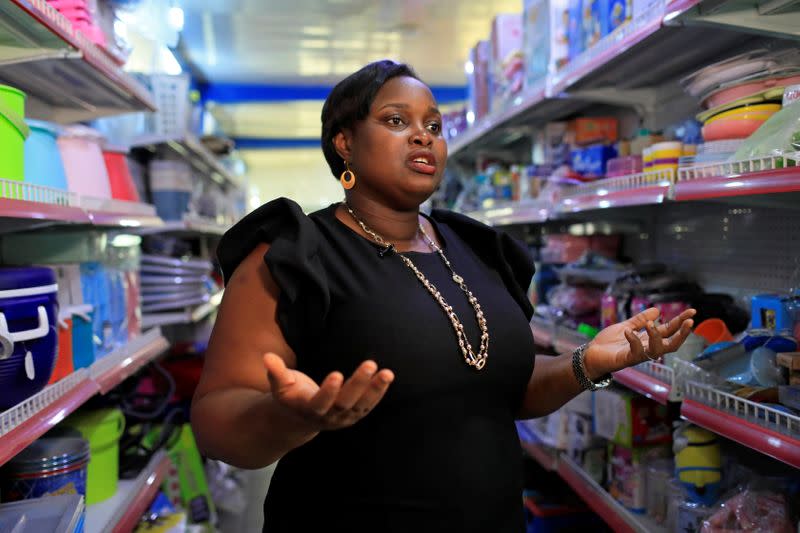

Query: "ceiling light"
<box><xmin>168</xmin><ymin>6</ymin><xmax>184</xmax><ymax>31</ymax></box>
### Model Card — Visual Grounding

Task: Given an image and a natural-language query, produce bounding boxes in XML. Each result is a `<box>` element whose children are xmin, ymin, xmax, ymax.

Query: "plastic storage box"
<box><xmin>0</xmin><ymin>494</ymin><xmax>84</xmax><ymax>533</ymax></box>
<box><xmin>0</xmin><ymin>267</ymin><xmax>59</xmax><ymax>409</ymax></box>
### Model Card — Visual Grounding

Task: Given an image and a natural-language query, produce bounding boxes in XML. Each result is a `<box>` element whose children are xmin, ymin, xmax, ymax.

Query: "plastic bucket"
<box><xmin>1</xmin><ymin>437</ymin><xmax>90</xmax><ymax>501</ymax></box>
<box><xmin>57</xmin><ymin>126</ymin><xmax>111</xmax><ymax>198</ymax></box>
<box><xmin>24</xmin><ymin>120</ymin><xmax>69</xmax><ymax>190</ymax></box>
<box><xmin>0</xmin><ymin>85</ymin><xmax>29</xmax><ymax>193</ymax></box>
<box><xmin>48</xmin><ymin>312</ymin><xmax>75</xmax><ymax>385</ymax></box>
<box><xmin>695</xmin><ymin>318</ymin><xmax>733</xmax><ymax>345</ymax></box>
<box><xmin>103</xmin><ymin>147</ymin><xmax>140</xmax><ymax>202</ymax></box>
<box><xmin>62</xmin><ymin>408</ymin><xmax>125</xmax><ymax>505</ymax></box>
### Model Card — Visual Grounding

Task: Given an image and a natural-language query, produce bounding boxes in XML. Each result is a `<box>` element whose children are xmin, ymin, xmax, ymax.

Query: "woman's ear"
<box><xmin>333</xmin><ymin>130</ymin><xmax>353</xmax><ymax>162</ymax></box>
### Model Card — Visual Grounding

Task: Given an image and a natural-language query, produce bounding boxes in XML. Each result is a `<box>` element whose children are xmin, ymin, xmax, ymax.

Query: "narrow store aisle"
<box><xmin>0</xmin><ymin>0</ymin><xmax>799</xmax><ymax>532</ymax></box>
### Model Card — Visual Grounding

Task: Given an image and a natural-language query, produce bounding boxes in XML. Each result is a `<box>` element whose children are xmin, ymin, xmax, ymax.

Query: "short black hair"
<box><xmin>321</xmin><ymin>60</ymin><xmax>419</xmax><ymax>179</ymax></box>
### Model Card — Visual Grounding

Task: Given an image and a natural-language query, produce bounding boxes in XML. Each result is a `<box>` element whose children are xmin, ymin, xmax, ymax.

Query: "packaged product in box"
<box><xmin>490</xmin><ymin>14</ymin><xmax>523</xmax><ymax>65</ymax></box>
<box><xmin>551</xmin><ymin>0</ymin><xmax>570</xmax><ymax>71</ymax></box>
<box><xmin>571</xmin><ymin>117</ymin><xmax>619</xmax><ymax>145</ymax></box>
<box><xmin>544</xmin><ymin>122</ymin><xmax>570</xmax><ymax>165</ymax></box>
<box><xmin>751</xmin><ymin>293</ymin><xmax>795</xmax><ymax>331</ymax></box>
<box><xmin>564</xmin><ymin>390</ymin><xmax>594</xmax><ymax>416</ymax></box>
<box><xmin>467</xmin><ymin>41</ymin><xmax>490</xmax><ymax>122</ymax></box>
<box><xmin>607</xmin><ymin>443</ymin><xmax>671</xmax><ymax>513</ymax></box>
<box><xmin>632</xmin><ymin>0</ymin><xmax>663</xmax><ymax>22</ymax></box>
<box><xmin>490</xmin><ymin>14</ymin><xmax>524</xmax><ymax>110</ymax></box>
<box><xmin>567</xmin><ymin>0</ymin><xmax>584</xmax><ymax>60</ymax></box>
<box><xmin>583</xmin><ymin>0</ymin><xmax>605</xmax><ymax>50</ymax></box>
<box><xmin>605</xmin><ymin>0</ymin><xmax>631</xmax><ymax>32</ymax></box>
<box><xmin>593</xmin><ymin>388</ymin><xmax>671</xmax><ymax>447</ymax></box>
<box><xmin>523</xmin><ymin>0</ymin><xmax>551</xmax><ymax>88</ymax></box>
<box><xmin>571</xmin><ymin>144</ymin><xmax>618</xmax><ymax>176</ymax></box>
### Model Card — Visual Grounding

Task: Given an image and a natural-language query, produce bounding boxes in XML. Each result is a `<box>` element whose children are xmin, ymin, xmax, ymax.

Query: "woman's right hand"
<box><xmin>263</xmin><ymin>352</ymin><xmax>394</xmax><ymax>431</ymax></box>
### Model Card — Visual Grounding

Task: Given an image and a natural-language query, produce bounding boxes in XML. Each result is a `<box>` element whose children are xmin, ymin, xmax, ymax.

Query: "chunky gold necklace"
<box><xmin>344</xmin><ymin>203</ymin><xmax>489</xmax><ymax>370</ymax></box>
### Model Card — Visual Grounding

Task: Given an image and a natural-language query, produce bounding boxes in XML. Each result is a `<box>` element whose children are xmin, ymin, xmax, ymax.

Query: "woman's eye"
<box><xmin>428</xmin><ymin>122</ymin><xmax>441</xmax><ymax>133</ymax></box>
<box><xmin>387</xmin><ymin>116</ymin><xmax>403</xmax><ymax>126</ymax></box>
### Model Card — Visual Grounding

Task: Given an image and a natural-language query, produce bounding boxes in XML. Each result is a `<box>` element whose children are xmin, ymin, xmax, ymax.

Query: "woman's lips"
<box><xmin>408</xmin><ymin>160</ymin><xmax>437</xmax><ymax>174</ymax></box>
<box><xmin>407</xmin><ymin>151</ymin><xmax>437</xmax><ymax>175</ymax></box>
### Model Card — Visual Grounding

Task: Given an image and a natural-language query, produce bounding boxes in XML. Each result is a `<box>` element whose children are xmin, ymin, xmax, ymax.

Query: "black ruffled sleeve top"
<box><xmin>217</xmin><ymin>198</ymin><xmax>537</xmax><ymax>533</ymax></box>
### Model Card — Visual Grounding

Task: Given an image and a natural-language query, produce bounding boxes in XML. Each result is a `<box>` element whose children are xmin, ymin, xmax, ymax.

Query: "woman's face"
<box><xmin>339</xmin><ymin>76</ymin><xmax>448</xmax><ymax>210</ymax></box>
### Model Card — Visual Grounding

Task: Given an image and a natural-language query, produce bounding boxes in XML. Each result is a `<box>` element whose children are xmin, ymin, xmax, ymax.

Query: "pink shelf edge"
<box><xmin>95</xmin><ymin>336</ymin><xmax>170</xmax><ymax>394</ymax></box>
<box><xmin>520</xmin><ymin>440</ymin><xmax>558</xmax><ymax>471</ymax></box>
<box><xmin>613</xmin><ymin>367</ymin><xmax>671</xmax><ymax>405</ymax></box>
<box><xmin>681</xmin><ymin>399</ymin><xmax>800</xmax><ymax>469</ymax></box>
<box><xmin>0</xmin><ymin>378</ymin><xmax>99</xmax><ymax>467</ymax></box>
<box><xmin>674</xmin><ymin>168</ymin><xmax>800</xmax><ymax>201</ymax></box>
<box><xmin>556</xmin><ymin>459</ymin><xmax>637</xmax><ymax>533</ymax></box>
<box><xmin>0</xmin><ymin>198</ymin><xmax>90</xmax><ymax>223</ymax></box>
<box><xmin>111</xmin><ymin>453</ymin><xmax>172</xmax><ymax>533</ymax></box>
<box><xmin>560</xmin><ymin>185</ymin><xmax>670</xmax><ymax>212</ymax></box>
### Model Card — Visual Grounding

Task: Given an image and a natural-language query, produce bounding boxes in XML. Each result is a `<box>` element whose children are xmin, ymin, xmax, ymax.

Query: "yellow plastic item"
<box><xmin>704</xmin><ymin>103</ymin><xmax>781</xmax><ymax>125</ymax></box>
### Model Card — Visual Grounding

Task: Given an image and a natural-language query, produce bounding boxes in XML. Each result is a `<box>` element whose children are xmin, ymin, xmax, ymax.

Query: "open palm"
<box><xmin>584</xmin><ymin>307</ymin><xmax>696</xmax><ymax>379</ymax></box>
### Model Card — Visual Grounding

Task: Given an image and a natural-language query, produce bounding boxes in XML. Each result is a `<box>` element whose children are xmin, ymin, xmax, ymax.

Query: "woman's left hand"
<box><xmin>583</xmin><ymin>307</ymin><xmax>696</xmax><ymax>380</ymax></box>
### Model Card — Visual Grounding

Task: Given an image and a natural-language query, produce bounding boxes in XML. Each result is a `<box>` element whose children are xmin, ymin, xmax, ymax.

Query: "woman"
<box><xmin>191</xmin><ymin>60</ymin><xmax>695</xmax><ymax>532</ymax></box>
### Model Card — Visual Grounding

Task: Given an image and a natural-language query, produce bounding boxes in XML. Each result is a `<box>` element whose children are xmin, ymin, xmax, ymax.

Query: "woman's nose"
<box><xmin>409</xmin><ymin>127</ymin><xmax>432</xmax><ymax>146</ymax></box>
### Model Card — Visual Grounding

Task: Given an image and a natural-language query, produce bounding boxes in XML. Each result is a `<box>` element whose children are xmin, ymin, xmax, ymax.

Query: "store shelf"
<box><xmin>553</xmin><ymin>324</ymin><xmax>589</xmax><ymax>354</ymax></box>
<box><xmin>675</xmin><ymin>154</ymin><xmax>800</xmax><ymax>201</ymax></box>
<box><xmin>85</xmin><ymin>450</ymin><xmax>171</xmax><ymax>533</ymax></box>
<box><xmin>559</xmin><ymin>170</ymin><xmax>674</xmax><ymax>213</ymax></box>
<box><xmin>131</xmin><ymin>134</ymin><xmax>241</xmax><ymax>189</ymax></box>
<box><xmin>681</xmin><ymin>381</ymin><xmax>800</xmax><ymax>468</ymax></box>
<box><xmin>0</xmin><ymin>179</ymin><xmax>164</xmax><ymax>229</ymax></box>
<box><xmin>0</xmin><ymin>330</ymin><xmax>169</xmax><ymax>467</ymax></box>
<box><xmin>137</xmin><ymin>215</ymin><xmax>231</xmax><ymax>237</ymax></box>
<box><xmin>517</xmin><ymin>423</ymin><xmax>559</xmax><ymax>471</ymax></box>
<box><xmin>0</xmin><ymin>0</ymin><xmax>155</xmax><ymax>122</ymax></box>
<box><xmin>0</xmin><ymin>369</ymin><xmax>97</xmax><ymax>467</ymax></box>
<box><xmin>613</xmin><ymin>364</ymin><xmax>672</xmax><ymax>405</ymax></box>
<box><xmin>90</xmin><ymin>328</ymin><xmax>170</xmax><ymax>394</ymax></box>
<box><xmin>141</xmin><ymin>290</ymin><xmax>224</xmax><ymax>329</ymax></box>
<box><xmin>557</xmin><ymin>454</ymin><xmax>666</xmax><ymax>533</ymax></box>
<box><xmin>465</xmin><ymin>201</ymin><xmax>549</xmax><ymax>226</ymax></box>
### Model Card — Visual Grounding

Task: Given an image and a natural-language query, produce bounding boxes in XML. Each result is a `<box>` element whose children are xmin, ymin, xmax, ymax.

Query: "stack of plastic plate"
<box><xmin>140</xmin><ymin>255</ymin><xmax>215</xmax><ymax>313</ymax></box>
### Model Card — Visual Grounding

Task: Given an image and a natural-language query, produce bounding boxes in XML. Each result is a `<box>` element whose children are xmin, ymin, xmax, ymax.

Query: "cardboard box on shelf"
<box><xmin>467</xmin><ymin>40</ymin><xmax>491</xmax><ymax>122</ymax></box>
<box><xmin>607</xmin><ymin>443</ymin><xmax>671</xmax><ymax>513</ymax></box>
<box><xmin>571</xmin><ymin>117</ymin><xmax>619</xmax><ymax>146</ymax></box>
<box><xmin>594</xmin><ymin>388</ymin><xmax>672</xmax><ymax>447</ymax></box>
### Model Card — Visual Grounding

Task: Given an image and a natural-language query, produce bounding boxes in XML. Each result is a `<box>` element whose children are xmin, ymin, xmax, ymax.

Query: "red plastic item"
<box><xmin>103</xmin><ymin>149</ymin><xmax>140</xmax><ymax>202</ymax></box>
<box><xmin>695</xmin><ymin>318</ymin><xmax>733</xmax><ymax>344</ymax></box>
<box><xmin>48</xmin><ymin>317</ymin><xmax>74</xmax><ymax>385</ymax></box>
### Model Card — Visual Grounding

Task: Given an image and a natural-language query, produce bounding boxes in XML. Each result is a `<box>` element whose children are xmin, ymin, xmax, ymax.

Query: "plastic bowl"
<box><xmin>695</xmin><ymin>318</ymin><xmax>733</xmax><ymax>344</ymax></box>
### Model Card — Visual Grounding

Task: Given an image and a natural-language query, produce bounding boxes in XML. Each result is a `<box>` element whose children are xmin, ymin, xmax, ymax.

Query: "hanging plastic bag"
<box><xmin>732</xmin><ymin>100</ymin><xmax>800</xmax><ymax>161</ymax></box>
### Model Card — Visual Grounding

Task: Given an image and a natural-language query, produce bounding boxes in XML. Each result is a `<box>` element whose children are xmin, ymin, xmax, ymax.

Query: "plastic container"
<box><xmin>57</xmin><ymin>126</ymin><xmax>111</xmax><ymax>198</ymax></box>
<box><xmin>0</xmin><ymin>84</ymin><xmax>29</xmax><ymax>185</ymax></box>
<box><xmin>694</xmin><ymin>318</ymin><xmax>733</xmax><ymax>344</ymax></box>
<box><xmin>1</xmin><ymin>437</ymin><xmax>90</xmax><ymax>502</ymax></box>
<box><xmin>701</xmin><ymin>103</ymin><xmax>781</xmax><ymax>142</ymax></box>
<box><xmin>0</xmin><ymin>267</ymin><xmax>59</xmax><ymax>410</ymax></box>
<box><xmin>606</xmin><ymin>155</ymin><xmax>642</xmax><ymax>177</ymax></box>
<box><xmin>62</xmin><ymin>408</ymin><xmax>125</xmax><ymax>505</ymax></box>
<box><xmin>48</xmin><ymin>310</ymin><xmax>74</xmax><ymax>385</ymax></box>
<box><xmin>148</xmin><ymin>74</ymin><xmax>191</xmax><ymax>138</ymax></box>
<box><xmin>102</xmin><ymin>147</ymin><xmax>140</xmax><ymax>202</ymax></box>
<box><xmin>149</xmin><ymin>159</ymin><xmax>193</xmax><ymax>221</ymax></box>
<box><xmin>24</xmin><ymin>120</ymin><xmax>69</xmax><ymax>191</ymax></box>
<box><xmin>80</xmin><ymin>263</ymin><xmax>112</xmax><ymax>358</ymax></box>
<box><xmin>68</xmin><ymin>304</ymin><xmax>95</xmax><ymax>370</ymax></box>
<box><xmin>0</xmin><ymin>494</ymin><xmax>84</xmax><ymax>533</ymax></box>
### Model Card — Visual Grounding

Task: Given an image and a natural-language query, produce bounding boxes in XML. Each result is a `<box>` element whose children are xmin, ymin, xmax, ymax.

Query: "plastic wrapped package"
<box><xmin>731</xmin><ymin>100</ymin><xmax>800</xmax><ymax>161</ymax></box>
<box><xmin>700</xmin><ymin>490</ymin><xmax>794</xmax><ymax>533</ymax></box>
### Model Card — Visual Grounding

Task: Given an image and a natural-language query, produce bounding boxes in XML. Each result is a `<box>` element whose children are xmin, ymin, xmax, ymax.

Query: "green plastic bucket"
<box><xmin>62</xmin><ymin>407</ymin><xmax>125</xmax><ymax>505</ymax></box>
<box><xmin>0</xmin><ymin>85</ymin><xmax>29</xmax><ymax>197</ymax></box>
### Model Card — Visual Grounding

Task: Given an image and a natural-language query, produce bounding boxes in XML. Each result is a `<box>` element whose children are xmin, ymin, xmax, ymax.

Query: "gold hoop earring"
<box><xmin>340</xmin><ymin>161</ymin><xmax>356</xmax><ymax>190</ymax></box>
